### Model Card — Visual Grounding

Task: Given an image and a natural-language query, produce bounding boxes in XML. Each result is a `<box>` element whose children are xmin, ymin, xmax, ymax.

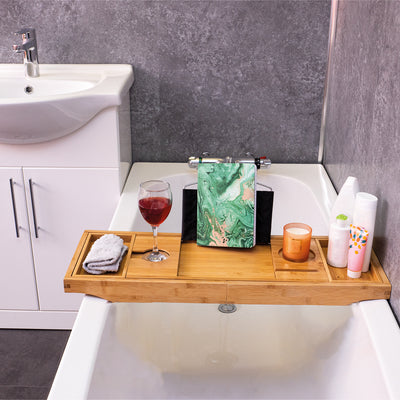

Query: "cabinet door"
<box><xmin>0</xmin><ymin>168</ymin><xmax>39</xmax><ymax>310</ymax></box>
<box><xmin>24</xmin><ymin>168</ymin><xmax>120</xmax><ymax>311</ymax></box>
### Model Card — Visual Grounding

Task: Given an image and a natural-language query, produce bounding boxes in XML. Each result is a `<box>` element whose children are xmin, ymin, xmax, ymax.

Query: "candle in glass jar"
<box><xmin>282</xmin><ymin>223</ymin><xmax>312</xmax><ymax>262</ymax></box>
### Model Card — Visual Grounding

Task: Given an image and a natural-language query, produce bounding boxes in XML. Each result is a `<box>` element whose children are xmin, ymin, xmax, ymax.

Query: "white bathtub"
<box><xmin>49</xmin><ymin>163</ymin><xmax>400</xmax><ymax>400</ymax></box>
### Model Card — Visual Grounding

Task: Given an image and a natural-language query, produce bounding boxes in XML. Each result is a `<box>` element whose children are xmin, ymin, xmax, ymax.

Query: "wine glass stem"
<box><xmin>152</xmin><ymin>225</ymin><xmax>159</xmax><ymax>254</ymax></box>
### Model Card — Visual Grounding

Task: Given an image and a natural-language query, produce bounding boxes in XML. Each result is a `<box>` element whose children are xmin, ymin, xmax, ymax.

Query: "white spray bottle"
<box><xmin>329</xmin><ymin>176</ymin><xmax>360</xmax><ymax>226</ymax></box>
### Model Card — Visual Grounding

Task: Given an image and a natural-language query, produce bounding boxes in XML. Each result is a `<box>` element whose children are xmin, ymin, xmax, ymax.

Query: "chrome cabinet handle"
<box><xmin>28</xmin><ymin>179</ymin><xmax>39</xmax><ymax>238</ymax></box>
<box><xmin>9</xmin><ymin>179</ymin><xmax>20</xmax><ymax>238</ymax></box>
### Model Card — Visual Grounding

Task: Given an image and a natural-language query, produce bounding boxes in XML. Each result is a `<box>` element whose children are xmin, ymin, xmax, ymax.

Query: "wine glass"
<box><xmin>138</xmin><ymin>180</ymin><xmax>172</xmax><ymax>262</ymax></box>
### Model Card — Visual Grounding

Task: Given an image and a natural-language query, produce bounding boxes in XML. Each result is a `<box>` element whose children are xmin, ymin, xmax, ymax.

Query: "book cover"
<box><xmin>197</xmin><ymin>163</ymin><xmax>256</xmax><ymax>248</ymax></box>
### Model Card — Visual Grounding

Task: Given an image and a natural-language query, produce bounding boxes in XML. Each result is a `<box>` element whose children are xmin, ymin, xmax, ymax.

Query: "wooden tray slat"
<box><xmin>64</xmin><ymin>230</ymin><xmax>392</xmax><ymax>305</ymax></box>
<box><xmin>270</xmin><ymin>238</ymin><xmax>328</xmax><ymax>282</ymax></box>
<box><xmin>70</xmin><ymin>231</ymin><xmax>135</xmax><ymax>279</ymax></box>
<box><xmin>319</xmin><ymin>239</ymin><xmax>384</xmax><ymax>283</ymax></box>
<box><xmin>179</xmin><ymin>243</ymin><xmax>275</xmax><ymax>281</ymax></box>
<box><xmin>127</xmin><ymin>233</ymin><xmax>181</xmax><ymax>279</ymax></box>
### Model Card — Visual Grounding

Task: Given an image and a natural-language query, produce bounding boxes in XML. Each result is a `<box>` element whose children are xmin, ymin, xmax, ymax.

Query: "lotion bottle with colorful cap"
<box><xmin>329</xmin><ymin>176</ymin><xmax>359</xmax><ymax>225</ymax></box>
<box><xmin>347</xmin><ymin>225</ymin><xmax>369</xmax><ymax>278</ymax></box>
<box><xmin>327</xmin><ymin>214</ymin><xmax>350</xmax><ymax>268</ymax></box>
<box><xmin>352</xmin><ymin>192</ymin><xmax>378</xmax><ymax>272</ymax></box>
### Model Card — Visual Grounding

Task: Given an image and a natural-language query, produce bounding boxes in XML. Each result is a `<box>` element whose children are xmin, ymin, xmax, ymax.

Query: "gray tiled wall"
<box><xmin>0</xmin><ymin>0</ymin><xmax>330</xmax><ymax>163</ymax></box>
<box><xmin>323</xmin><ymin>1</ymin><xmax>400</xmax><ymax>321</ymax></box>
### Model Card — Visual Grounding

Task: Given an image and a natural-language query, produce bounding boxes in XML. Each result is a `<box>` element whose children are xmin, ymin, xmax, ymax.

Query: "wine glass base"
<box><xmin>143</xmin><ymin>250</ymin><xmax>169</xmax><ymax>262</ymax></box>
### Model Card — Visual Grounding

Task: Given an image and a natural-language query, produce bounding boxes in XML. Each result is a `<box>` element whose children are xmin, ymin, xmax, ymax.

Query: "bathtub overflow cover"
<box><xmin>218</xmin><ymin>304</ymin><xmax>237</xmax><ymax>314</ymax></box>
<box><xmin>24</xmin><ymin>85</ymin><xmax>34</xmax><ymax>94</ymax></box>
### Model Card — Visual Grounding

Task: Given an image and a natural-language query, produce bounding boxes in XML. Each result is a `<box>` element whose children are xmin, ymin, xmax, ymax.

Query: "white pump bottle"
<box><xmin>327</xmin><ymin>214</ymin><xmax>350</xmax><ymax>268</ymax></box>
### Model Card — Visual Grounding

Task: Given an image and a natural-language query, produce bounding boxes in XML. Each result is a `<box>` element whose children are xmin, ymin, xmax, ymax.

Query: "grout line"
<box><xmin>318</xmin><ymin>0</ymin><xmax>339</xmax><ymax>164</ymax></box>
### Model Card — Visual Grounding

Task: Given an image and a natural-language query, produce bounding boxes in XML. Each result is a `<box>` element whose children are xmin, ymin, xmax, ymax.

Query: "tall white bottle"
<box><xmin>329</xmin><ymin>176</ymin><xmax>360</xmax><ymax>225</ymax></box>
<box><xmin>352</xmin><ymin>192</ymin><xmax>378</xmax><ymax>272</ymax></box>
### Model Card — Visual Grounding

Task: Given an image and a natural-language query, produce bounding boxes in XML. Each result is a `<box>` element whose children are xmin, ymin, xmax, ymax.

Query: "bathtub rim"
<box><xmin>48</xmin><ymin>295</ymin><xmax>110</xmax><ymax>400</ymax></box>
<box><xmin>359</xmin><ymin>299</ymin><xmax>400</xmax><ymax>399</ymax></box>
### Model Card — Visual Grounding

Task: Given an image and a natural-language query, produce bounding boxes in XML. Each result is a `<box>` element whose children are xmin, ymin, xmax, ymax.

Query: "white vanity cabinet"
<box><xmin>1</xmin><ymin>167</ymin><xmax>120</xmax><ymax>312</ymax></box>
<box><xmin>0</xmin><ymin>100</ymin><xmax>132</xmax><ymax>328</ymax></box>
<box><xmin>0</xmin><ymin>168</ymin><xmax>38</xmax><ymax>310</ymax></box>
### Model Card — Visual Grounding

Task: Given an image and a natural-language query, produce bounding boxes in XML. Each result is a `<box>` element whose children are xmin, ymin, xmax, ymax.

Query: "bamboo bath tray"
<box><xmin>64</xmin><ymin>230</ymin><xmax>391</xmax><ymax>305</ymax></box>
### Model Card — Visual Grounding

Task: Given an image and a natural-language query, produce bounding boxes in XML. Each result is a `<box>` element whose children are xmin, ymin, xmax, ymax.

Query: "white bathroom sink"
<box><xmin>0</xmin><ymin>64</ymin><xmax>134</xmax><ymax>144</ymax></box>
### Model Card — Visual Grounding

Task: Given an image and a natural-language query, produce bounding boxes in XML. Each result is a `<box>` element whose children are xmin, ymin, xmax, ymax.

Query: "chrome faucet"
<box><xmin>188</xmin><ymin>153</ymin><xmax>272</xmax><ymax>169</ymax></box>
<box><xmin>13</xmin><ymin>28</ymin><xmax>40</xmax><ymax>78</ymax></box>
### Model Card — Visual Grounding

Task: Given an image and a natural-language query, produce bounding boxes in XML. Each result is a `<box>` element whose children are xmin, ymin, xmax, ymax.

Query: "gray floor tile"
<box><xmin>0</xmin><ymin>330</ymin><xmax>70</xmax><ymax>399</ymax></box>
<box><xmin>0</xmin><ymin>385</ymin><xmax>49</xmax><ymax>400</ymax></box>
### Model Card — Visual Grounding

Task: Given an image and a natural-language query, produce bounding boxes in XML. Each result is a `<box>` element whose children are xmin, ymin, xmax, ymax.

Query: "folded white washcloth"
<box><xmin>83</xmin><ymin>234</ymin><xmax>128</xmax><ymax>275</ymax></box>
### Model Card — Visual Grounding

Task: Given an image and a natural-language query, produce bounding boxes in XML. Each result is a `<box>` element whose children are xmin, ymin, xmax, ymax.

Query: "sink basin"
<box><xmin>0</xmin><ymin>64</ymin><xmax>134</xmax><ymax>144</ymax></box>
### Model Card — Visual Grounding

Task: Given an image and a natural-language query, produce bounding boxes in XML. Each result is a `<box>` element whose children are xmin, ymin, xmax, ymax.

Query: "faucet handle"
<box><xmin>15</xmin><ymin>28</ymin><xmax>36</xmax><ymax>40</ymax></box>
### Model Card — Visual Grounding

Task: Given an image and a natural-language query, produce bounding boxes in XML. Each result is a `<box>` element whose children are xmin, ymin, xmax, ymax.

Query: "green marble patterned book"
<box><xmin>197</xmin><ymin>163</ymin><xmax>256</xmax><ymax>248</ymax></box>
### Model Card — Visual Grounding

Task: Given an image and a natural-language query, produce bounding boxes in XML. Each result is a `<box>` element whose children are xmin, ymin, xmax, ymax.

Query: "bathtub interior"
<box><xmin>86</xmin><ymin>165</ymin><xmax>388</xmax><ymax>399</ymax></box>
<box><xmin>120</xmin><ymin>169</ymin><xmax>329</xmax><ymax>236</ymax></box>
<box><xmin>87</xmin><ymin>302</ymin><xmax>388</xmax><ymax>399</ymax></box>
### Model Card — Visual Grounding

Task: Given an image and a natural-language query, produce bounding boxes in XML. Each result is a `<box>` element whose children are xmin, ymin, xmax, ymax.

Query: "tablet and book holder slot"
<box><xmin>182</xmin><ymin>182</ymin><xmax>274</xmax><ymax>245</ymax></box>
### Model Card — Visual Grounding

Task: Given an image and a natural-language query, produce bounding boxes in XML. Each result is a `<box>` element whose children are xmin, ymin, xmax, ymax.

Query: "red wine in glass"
<box><xmin>138</xmin><ymin>197</ymin><xmax>172</xmax><ymax>227</ymax></box>
<box><xmin>138</xmin><ymin>180</ymin><xmax>172</xmax><ymax>262</ymax></box>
